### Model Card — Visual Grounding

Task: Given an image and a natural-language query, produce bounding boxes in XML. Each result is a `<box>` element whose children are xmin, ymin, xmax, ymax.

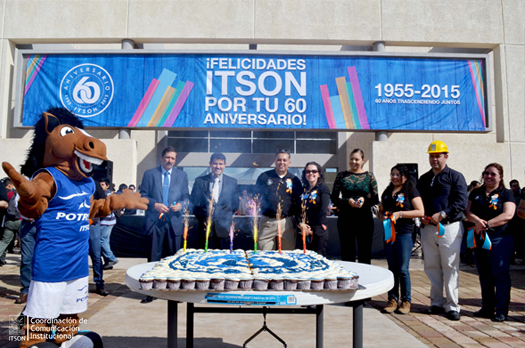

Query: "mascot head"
<box><xmin>21</xmin><ymin>107</ymin><xmax>108</xmax><ymax>181</ymax></box>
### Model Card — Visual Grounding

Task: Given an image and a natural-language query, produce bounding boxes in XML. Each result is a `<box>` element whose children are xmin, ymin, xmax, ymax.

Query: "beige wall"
<box><xmin>0</xmin><ymin>0</ymin><xmax>523</xmax><ymax>192</ymax></box>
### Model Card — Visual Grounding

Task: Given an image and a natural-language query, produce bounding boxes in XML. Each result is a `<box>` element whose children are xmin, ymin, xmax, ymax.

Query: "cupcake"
<box><xmin>181</xmin><ymin>277</ymin><xmax>196</xmax><ymax>290</ymax></box>
<box><xmin>310</xmin><ymin>277</ymin><xmax>325</xmax><ymax>290</ymax></box>
<box><xmin>153</xmin><ymin>276</ymin><xmax>168</xmax><ymax>290</ymax></box>
<box><xmin>239</xmin><ymin>274</ymin><xmax>254</xmax><ymax>290</ymax></box>
<box><xmin>139</xmin><ymin>276</ymin><xmax>154</xmax><ymax>290</ymax></box>
<box><xmin>284</xmin><ymin>277</ymin><xmax>298</xmax><ymax>291</ymax></box>
<box><xmin>324</xmin><ymin>276</ymin><xmax>338</xmax><ymax>290</ymax></box>
<box><xmin>296</xmin><ymin>278</ymin><xmax>311</xmax><ymax>290</ymax></box>
<box><xmin>337</xmin><ymin>275</ymin><xmax>353</xmax><ymax>290</ymax></box>
<box><xmin>210</xmin><ymin>277</ymin><xmax>225</xmax><ymax>290</ymax></box>
<box><xmin>196</xmin><ymin>277</ymin><xmax>210</xmax><ymax>290</ymax></box>
<box><xmin>349</xmin><ymin>275</ymin><xmax>359</xmax><ymax>289</ymax></box>
<box><xmin>253</xmin><ymin>277</ymin><xmax>270</xmax><ymax>291</ymax></box>
<box><xmin>269</xmin><ymin>277</ymin><xmax>284</xmax><ymax>291</ymax></box>
<box><xmin>167</xmin><ymin>277</ymin><xmax>181</xmax><ymax>290</ymax></box>
<box><xmin>224</xmin><ymin>277</ymin><xmax>240</xmax><ymax>290</ymax></box>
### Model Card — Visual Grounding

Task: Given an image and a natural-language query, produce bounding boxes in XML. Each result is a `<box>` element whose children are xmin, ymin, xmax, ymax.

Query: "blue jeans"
<box><xmin>385</xmin><ymin>232</ymin><xmax>414</xmax><ymax>302</ymax></box>
<box><xmin>20</xmin><ymin>220</ymin><xmax>37</xmax><ymax>294</ymax></box>
<box><xmin>474</xmin><ymin>234</ymin><xmax>513</xmax><ymax>316</ymax></box>
<box><xmin>89</xmin><ymin>222</ymin><xmax>104</xmax><ymax>289</ymax></box>
<box><xmin>100</xmin><ymin>224</ymin><xmax>117</xmax><ymax>264</ymax></box>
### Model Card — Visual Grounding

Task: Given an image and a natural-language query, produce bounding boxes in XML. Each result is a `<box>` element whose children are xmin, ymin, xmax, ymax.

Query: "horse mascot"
<box><xmin>2</xmin><ymin>107</ymin><xmax>148</xmax><ymax>348</ymax></box>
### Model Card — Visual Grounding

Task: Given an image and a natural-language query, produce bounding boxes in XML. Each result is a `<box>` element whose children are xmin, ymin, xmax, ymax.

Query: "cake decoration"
<box><xmin>139</xmin><ymin>249</ymin><xmax>359</xmax><ymax>291</ymax></box>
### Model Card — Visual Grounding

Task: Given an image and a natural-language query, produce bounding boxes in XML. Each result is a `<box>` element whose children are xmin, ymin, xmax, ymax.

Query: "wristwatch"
<box><xmin>440</xmin><ymin>211</ymin><xmax>447</xmax><ymax>219</ymax></box>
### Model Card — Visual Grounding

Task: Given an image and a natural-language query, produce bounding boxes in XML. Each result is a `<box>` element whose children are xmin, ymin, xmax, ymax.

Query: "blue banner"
<box><xmin>21</xmin><ymin>53</ymin><xmax>487</xmax><ymax>131</ymax></box>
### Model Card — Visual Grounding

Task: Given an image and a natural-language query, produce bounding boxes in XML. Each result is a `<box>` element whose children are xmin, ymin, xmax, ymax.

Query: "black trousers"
<box><xmin>306</xmin><ymin>225</ymin><xmax>329</xmax><ymax>256</ymax></box>
<box><xmin>337</xmin><ymin>212</ymin><xmax>374</xmax><ymax>264</ymax></box>
<box><xmin>197</xmin><ymin>220</ymin><xmax>230</xmax><ymax>250</ymax></box>
<box><xmin>150</xmin><ymin>219</ymin><xmax>182</xmax><ymax>262</ymax></box>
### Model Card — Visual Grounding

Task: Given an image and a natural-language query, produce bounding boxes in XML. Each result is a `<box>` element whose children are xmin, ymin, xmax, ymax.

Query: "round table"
<box><xmin>127</xmin><ymin>261</ymin><xmax>393</xmax><ymax>348</ymax></box>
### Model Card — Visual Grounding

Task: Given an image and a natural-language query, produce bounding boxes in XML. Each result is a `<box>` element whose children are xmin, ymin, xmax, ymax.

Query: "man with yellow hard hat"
<box><xmin>417</xmin><ymin>140</ymin><xmax>468</xmax><ymax>321</ymax></box>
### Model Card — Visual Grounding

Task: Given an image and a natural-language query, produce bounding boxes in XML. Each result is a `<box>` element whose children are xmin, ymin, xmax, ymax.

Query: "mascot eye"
<box><xmin>60</xmin><ymin>126</ymin><xmax>75</xmax><ymax>137</ymax></box>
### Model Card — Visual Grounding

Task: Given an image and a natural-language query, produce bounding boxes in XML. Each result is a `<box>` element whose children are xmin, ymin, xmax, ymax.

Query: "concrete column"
<box><xmin>122</xmin><ymin>39</ymin><xmax>135</xmax><ymax>50</ymax></box>
<box><xmin>157</xmin><ymin>130</ymin><xmax>169</xmax><ymax>165</ymax></box>
<box><xmin>373</xmin><ymin>41</ymin><xmax>387</xmax><ymax>141</ymax></box>
<box><xmin>119</xmin><ymin>129</ymin><xmax>130</xmax><ymax>139</ymax></box>
<box><xmin>373</xmin><ymin>41</ymin><xmax>385</xmax><ymax>52</ymax></box>
<box><xmin>119</xmin><ymin>39</ymin><xmax>135</xmax><ymax>139</ymax></box>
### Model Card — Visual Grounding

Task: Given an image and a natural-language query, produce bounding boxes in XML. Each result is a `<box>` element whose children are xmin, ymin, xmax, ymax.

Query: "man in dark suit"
<box><xmin>191</xmin><ymin>153</ymin><xmax>239</xmax><ymax>249</ymax></box>
<box><xmin>140</xmin><ymin>146</ymin><xmax>189</xmax><ymax>303</ymax></box>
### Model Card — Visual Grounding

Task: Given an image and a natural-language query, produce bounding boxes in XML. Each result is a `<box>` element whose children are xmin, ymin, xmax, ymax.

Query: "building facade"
<box><xmin>0</xmin><ymin>0</ymin><xmax>523</xmax><ymax>193</ymax></box>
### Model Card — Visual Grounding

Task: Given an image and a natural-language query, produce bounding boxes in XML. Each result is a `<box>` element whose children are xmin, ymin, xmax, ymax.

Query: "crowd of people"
<box><xmin>1</xmin><ymin>140</ymin><xmax>523</xmax><ymax>324</ymax></box>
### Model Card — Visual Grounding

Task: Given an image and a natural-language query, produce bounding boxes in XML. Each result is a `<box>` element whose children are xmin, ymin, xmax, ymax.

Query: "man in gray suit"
<box><xmin>191</xmin><ymin>153</ymin><xmax>239</xmax><ymax>250</ymax></box>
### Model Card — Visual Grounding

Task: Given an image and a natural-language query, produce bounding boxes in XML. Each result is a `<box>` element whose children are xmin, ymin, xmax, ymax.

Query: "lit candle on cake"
<box><xmin>301</xmin><ymin>195</ymin><xmax>307</xmax><ymax>254</ymax></box>
<box><xmin>253</xmin><ymin>195</ymin><xmax>260</xmax><ymax>254</ymax></box>
<box><xmin>229</xmin><ymin>222</ymin><xmax>234</xmax><ymax>254</ymax></box>
<box><xmin>277</xmin><ymin>202</ymin><xmax>282</xmax><ymax>254</ymax></box>
<box><xmin>204</xmin><ymin>195</ymin><xmax>215</xmax><ymax>253</ymax></box>
<box><xmin>183</xmin><ymin>208</ymin><xmax>189</xmax><ymax>252</ymax></box>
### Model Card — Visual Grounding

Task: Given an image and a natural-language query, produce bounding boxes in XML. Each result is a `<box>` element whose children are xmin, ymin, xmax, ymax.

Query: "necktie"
<box><xmin>212</xmin><ymin>177</ymin><xmax>220</xmax><ymax>203</ymax></box>
<box><xmin>163</xmin><ymin>172</ymin><xmax>170</xmax><ymax>206</ymax></box>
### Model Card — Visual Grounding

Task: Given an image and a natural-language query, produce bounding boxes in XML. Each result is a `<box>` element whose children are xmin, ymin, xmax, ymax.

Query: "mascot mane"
<box><xmin>20</xmin><ymin>107</ymin><xmax>84</xmax><ymax>177</ymax></box>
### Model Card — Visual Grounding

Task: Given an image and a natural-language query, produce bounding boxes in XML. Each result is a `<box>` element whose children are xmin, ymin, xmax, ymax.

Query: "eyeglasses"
<box><xmin>483</xmin><ymin>172</ymin><xmax>498</xmax><ymax>177</ymax></box>
<box><xmin>305</xmin><ymin>170</ymin><xmax>318</xmax><ymax>174</ymax></box>
<box><xmin>390</xmin><ymin>173</ymin><xmax>402</xmax><ymax>178</ymax></box>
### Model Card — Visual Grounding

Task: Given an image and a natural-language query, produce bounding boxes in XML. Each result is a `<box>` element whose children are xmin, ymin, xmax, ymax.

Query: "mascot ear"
<box><xmin>43</xmin><ymin>112</ymin><xmax>61</xmax><ymax>135</ymax></box>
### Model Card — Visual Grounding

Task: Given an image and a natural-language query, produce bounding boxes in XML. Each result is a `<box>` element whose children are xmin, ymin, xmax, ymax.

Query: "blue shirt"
<box><xmin>32</xmin><ymin>167</ymin><xmax>95</xmax><ymax>282</ymax></box>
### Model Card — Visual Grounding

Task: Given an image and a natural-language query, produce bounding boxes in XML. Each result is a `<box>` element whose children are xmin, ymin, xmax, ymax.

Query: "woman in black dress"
<box><xmin>332</xmin><ymin>149</ymin><xmax>379</xmax><ymax>264</ymax></box>
<box><xmin>299</xmin><ymin>162</ymin><xmax>331</xmax><ymax>256</ymax></box>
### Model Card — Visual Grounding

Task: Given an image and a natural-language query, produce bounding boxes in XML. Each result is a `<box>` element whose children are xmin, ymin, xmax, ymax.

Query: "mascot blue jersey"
<box><xmin>32</xmin><ymin>167</ymin><xmax>95</xmax><ymax>282</ymax></box>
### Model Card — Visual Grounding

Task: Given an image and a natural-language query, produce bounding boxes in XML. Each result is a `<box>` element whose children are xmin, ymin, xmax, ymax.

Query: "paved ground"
<box><xmin>1</xmin><ymin>250</ymin><xmax>524</xmax><ymax>347</ymax></box>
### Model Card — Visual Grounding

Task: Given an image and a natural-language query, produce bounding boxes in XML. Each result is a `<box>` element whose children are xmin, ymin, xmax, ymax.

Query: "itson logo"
<box><xmin>60</xmin><ymin>63</ymin><xmax>114</xmax><ymax>117</ymax></box>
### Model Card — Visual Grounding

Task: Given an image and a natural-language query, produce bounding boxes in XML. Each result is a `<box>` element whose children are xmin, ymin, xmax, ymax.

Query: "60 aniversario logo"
<box><xmin>60</xmin><ymin>63</ymin><xmax>114</xmax><ymax>117</ymax></box>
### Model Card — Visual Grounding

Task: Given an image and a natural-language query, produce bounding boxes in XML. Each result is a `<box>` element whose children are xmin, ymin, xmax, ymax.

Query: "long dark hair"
<box><xmin>301</xmin><ymin>161</ymin><xmax>325</xmax><ymax>188</ymax></box>
<box><xmin>381</xmin><ymin>164</ymin><xmax>415</xmax><ymax>198</ymax></box>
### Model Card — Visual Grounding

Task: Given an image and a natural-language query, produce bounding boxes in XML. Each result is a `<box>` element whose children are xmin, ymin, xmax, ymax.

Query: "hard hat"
<box><xmin>427</xmin><ymin>140</ymin><xmax>449</xmax><ymax>154</ymax></box>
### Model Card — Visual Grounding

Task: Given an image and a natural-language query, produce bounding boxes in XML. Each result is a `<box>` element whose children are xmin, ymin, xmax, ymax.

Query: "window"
<box><xmin>167</xmin><ymin>130</ymin><xmax>337</xmax><ymax>154</ymax></box>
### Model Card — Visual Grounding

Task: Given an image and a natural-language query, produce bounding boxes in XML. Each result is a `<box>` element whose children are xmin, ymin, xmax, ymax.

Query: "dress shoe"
<box><xmin>95</xmin><ymin>287</ymin><xmax>109</xmax><ymax>296</ymax></box>
<box><xmin>492</xmin><ymin>313</ymin><xmax>506</xmax><ymax>322</ymax></box>
<box><xmin>473</xmin><ymin>308</ymin><xmax>493</xmax><ymax>319</ymax></box>
<box><xmin>15</xmin><ymin>293</ymin><xmax>28</xmax><ymax>304</ymax></box>
<box><xmin>141</xmin><ymin>296</ymin><xmax>156</xmax><ymax>304</ymax></box>
<box><xmin>425</xmin><ymin>305</ymin><xmax>445</xmax><ymax>314</ymax></box>
<box><xmin>446</xmin><ymin>310</ymin><xmax>461</xmax><ymax>321</ymax></box>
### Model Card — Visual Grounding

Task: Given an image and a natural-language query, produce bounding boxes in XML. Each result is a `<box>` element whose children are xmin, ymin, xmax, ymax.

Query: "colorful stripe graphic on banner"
<box><xmin>127</xmin><ymin>79</ymin><xmax>159</xmax><ymax>127</ymax></box>
<box><xmin>24</xmin><ymin>55</ymin><xmax>47</xmax><ymax>95</ymax></box>
<box><xmin>320</xmin><ymin>85</ymin><xmax>336</xmax><ymax>129</ymax></box>
<box><xmin>163</xmin><ymin>81</ymin><xmax>194</xmax><ymax>127</ymax></box>
<box><xmin>468</xmin><ymin>60</ymin><xmax>486</xmax><ymax>128</ymax></box>
<box><xmin>347</xmin><ymin>67</ymin><xmax>369</xmax><ymax>129</ymax></box>
<box><xmin>129</xmin><ymin>68</ymin><xmax>194</xmax><ymax>127</ymax></box>
<box><xmin>320</xmin><ymin>66</ymin><xmax>369</xmax><ymax>129</ymax></box>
